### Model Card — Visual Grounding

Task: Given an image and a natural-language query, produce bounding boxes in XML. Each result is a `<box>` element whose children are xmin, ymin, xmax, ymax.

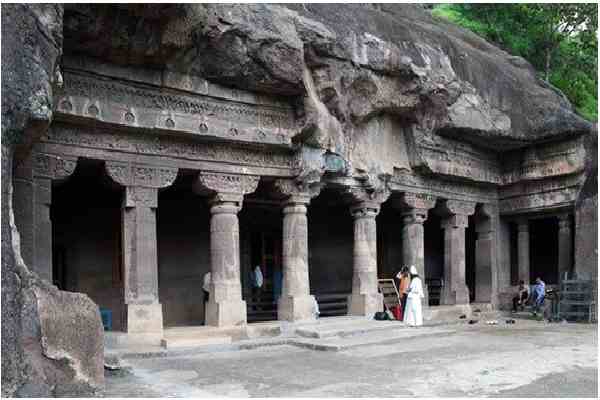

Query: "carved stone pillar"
<box><xmin>474</xmin><ymin>204</ymin><xmax>498</xmax><ymax>304</ymax></box>
<box><xmin>349</xmin><ymin>201</ymin><xmax>382</xmax><ymax>316</ymax></box>
<box><xmin>396</xmin><ymin>193</ymin><xmax>436</xmax><ymax>307</ymax></box>
<box><xmin>194</xmin><ymin>172</ymin><xmax>259</xmax><ymax>327</ymax></box>
<box><xmin>273</xmin><ymin>180</ymin><xmax>322</xmax><ymax>322</ymax></box>
<box><xmin>13</xmin><ymin>153</ymin><xmax>76</xmax><ymax>282</ymax></box>
<box><xmin>517</xmin><ymin>218</ymin><xmax>530</xmax><ymax>284</ymax></box>
<box><xmin>106</xmin><ymin>161</ymin><xmax>178</xmax><ymax>336</ymax></box>
<box><xmin>440</xmin><ymin>200</ymin><xmax>475</xmax><ymax>306</ymax></box>
<box><xmin>557</xmin><ymin>214</ymin><xmax>573</xmax><ymax>282</ymax></box>
<box><xmin>346</xmin><ymin>188</ymin><xmax>390</xmax><ymax>317</ymax></box>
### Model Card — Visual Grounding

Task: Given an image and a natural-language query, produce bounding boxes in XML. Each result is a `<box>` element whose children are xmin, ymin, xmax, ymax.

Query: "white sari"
<box><xmin>404</xmin><ymin>276</ymin><xmax>424</xmax><ymax>326</ymax></box>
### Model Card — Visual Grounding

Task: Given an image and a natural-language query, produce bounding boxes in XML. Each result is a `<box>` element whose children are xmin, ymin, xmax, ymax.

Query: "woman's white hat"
<box><xmin>409</xmin><ymin>265</ymin><xmax>418</xmax><ymax>275</ymax></box>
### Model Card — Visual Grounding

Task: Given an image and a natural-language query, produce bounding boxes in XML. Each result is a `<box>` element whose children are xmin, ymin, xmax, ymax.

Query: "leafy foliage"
<box><xmin>432</xmin><ymin>4</ymin><xmax>598</xmax><ymax>121</ymax></box>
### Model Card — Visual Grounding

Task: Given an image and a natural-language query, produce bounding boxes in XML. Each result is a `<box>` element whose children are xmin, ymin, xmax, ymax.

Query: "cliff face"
<box><xmin>62</xmin><ymin>3</ymin><xmax>592</xmax><ymax>185</ymax></box>
<box><xmin>1</xmin><ymin>4</ymin><xmax>103</xmax><ymax>397</ymax></box>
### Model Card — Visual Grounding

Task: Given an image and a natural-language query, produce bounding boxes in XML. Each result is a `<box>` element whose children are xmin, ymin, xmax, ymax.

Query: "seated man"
<box><xmin>512</xmin><ymin>280</ymin><xmax>530</xmax><ymax>312</ymax></box>
<box><xmin>530</xmin><ymin>277</ymin><xmax>546</xmax><ymax>316</ymax></box>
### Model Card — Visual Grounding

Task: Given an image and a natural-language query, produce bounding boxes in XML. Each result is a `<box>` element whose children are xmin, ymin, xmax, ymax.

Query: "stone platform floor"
<box><xmin>104</xmin><ymin>320</ymin><xmax>597</xmax><ymax>397</ymax></box>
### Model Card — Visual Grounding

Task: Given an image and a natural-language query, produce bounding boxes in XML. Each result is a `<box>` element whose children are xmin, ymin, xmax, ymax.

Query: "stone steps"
<box><xmin>291</xmin><ymin>327</ymin><xmax>457</xmax><ymax>352</ymax></box>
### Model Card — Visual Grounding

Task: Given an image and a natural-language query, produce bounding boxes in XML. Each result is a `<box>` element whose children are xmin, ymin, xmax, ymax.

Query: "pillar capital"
<box><xmin>106</xmin><ymin>161</ymin><xmax>177</xmax><ymax>188</ymax></box>
<box><xmin>402</xmin><ymin>208</ymin><xmax>428</xmax><ymax>225</ymax></box>
<box><xmin>124</xmin><ymin>186</ymin><xmax>158</xmax><ymax>208</ymax></box>
<box><xmin>397</xmin><ymin>192</ymin><xmax>436</xmax><ymax>211</ymax></box>
<box><xmin>274</xmin><ymin>178</ymin><xmax>322</xmax><ymax>206</ymax></box>
<box><xmin>517</xmin><ymin>218</ymin><xmax>529</xmax><ymax>232</ymax></box>
<box><xmin>441</xmin><ymin>199</ymin><xmax>476</xmax><ymax>217</ymax></box>
<box><xmin>350</xmin><ymin>201</ymin><xmax>380</xmax><ymax>219</ymax></box>
<box><xmin>557</xmin><ymin>214</ymin><xmax>572</xmax><ymax>230</ymax></box>
<box><xmin>33</xmin><ymin>153</ymin><xmax>78</xmax><ymax>181</ymax></box>
<box><xmin>442</xmin><ymin>214</ymin><xmax>469</xmax><ymax>229</ymax></box>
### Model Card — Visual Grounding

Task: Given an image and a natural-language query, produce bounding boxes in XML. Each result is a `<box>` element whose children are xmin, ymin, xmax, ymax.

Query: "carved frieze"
<box><xmin>33</xmin><ymin>153</ymin><xmax>77</xmax><ymax>180</ymax></box>
<box><xmin>57</xmin><ymin>72</ymin><xmax>297</xmax><ymax>145</ymax></box>
<box><xmin>44</xmin><ymin>124</ymin><xmax>295</xmax><ymax>170</ymax></box>
<box><xmin>105</xmin><ymin>161</ymin><xmax>178</xmax><ymax>188</ymax></box>
<box><xmin>501</xmin><ymin>137</ymin><xmax>585</xmax><ymax>184</ymax></box>
<box><xmin>418</xmin><ymin>139</ymin><xmax>502</xmax><ymax>184</ymax></box>
<box><xmin>499</xmin><ymin>174</ymin><xmax>584</xmax><ymax>214</ymax></box>
<box><xmin>390</xmin><ymin>169</ymin><xmax>497</xmax><ymax>204</ymax></box>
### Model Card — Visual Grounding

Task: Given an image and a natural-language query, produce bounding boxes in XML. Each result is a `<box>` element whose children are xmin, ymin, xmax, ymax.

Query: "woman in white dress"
<box><xmin>404</xmin><ymin>265</ymin><xmax>424</xmax><ymax>327</ymax></box>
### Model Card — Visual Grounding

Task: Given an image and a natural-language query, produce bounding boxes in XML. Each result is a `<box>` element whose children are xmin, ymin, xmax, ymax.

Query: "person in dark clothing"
<box><xmin>512</xmin><ymin>280</ymin><xmax>530</xmax><ymax>312</ymax></box>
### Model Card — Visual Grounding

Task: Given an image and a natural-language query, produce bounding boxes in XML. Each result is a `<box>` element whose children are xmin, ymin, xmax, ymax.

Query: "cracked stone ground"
<box><xmin>104</xmin><ymin>321</ymin><xmax>597</xmax><ymax>397</ymax></box>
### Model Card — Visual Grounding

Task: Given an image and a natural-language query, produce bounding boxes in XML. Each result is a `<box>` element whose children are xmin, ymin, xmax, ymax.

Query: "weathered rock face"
<box><xmin>1</xmin><ymin>4</ymin><xmax>104</xmax><ymax>397</ymax></box>
<box><xmin>61</xmin><ymin>3</ymin><xmax>592</xmax><ymax>185</ymax></box>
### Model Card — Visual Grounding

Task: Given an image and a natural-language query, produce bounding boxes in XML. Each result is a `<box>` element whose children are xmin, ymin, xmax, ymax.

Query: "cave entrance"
<box><xmin>157</xmin><ymin>171</ymin><xmax>210</xmax><ymax>327</ymax></box>
<box><xmin>51</xmin><ymin>159</ymin><xmax>125</xmax><ymax>331</ymax></box>
<box><xmin>240</xmin><ymin>179</ymin><xmax>283</xmax><ymax>323</ymax></box>
<box><xmin>529</xmin><ymin>218</ymin><xmax>559</xmax><ymax>285</ymax></box>
<box><xmin>308</xmin><ymin>188</ymin><xmax>353</xmax><ymax>317</ymax></box>
<box><xmin>424</xmin><ymin>213</ymin><xmax>444</xmax><ymax>306</ymax></box>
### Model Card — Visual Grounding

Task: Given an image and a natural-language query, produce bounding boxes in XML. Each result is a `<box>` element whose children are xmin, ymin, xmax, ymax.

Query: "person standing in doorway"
<box><xmin>251</xmin><ymin>265</ymin><xmax>264</xmax><ymax>308</ymax></box>
<box><xmin>531</xmin><ymin>277</ymin><xmax>546</xmax><ymax>316</ymax></box>
<box><xmin>404</xmin><ymin>265</ymin><xmax>424</xmax><ymax>327</ymax></box>
<box><xmin>396</xmin><ymin>266</ymin><xmax>411</xmax><ymax>321</ymax></box>
<box><xmin>203</xmin><ymin>271</ymin><xmax>211</xmax><ymax>304</ymax></box>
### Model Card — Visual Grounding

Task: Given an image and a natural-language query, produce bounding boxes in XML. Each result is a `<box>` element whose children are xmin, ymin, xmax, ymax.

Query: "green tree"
<box><xmin>433</xmin><ymin>3</ymin><xmax>598</xmax><ymax>121</ymax></box>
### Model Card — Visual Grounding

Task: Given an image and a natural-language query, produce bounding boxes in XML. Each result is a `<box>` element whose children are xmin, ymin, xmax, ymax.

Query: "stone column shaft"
<box><xmin>34</xmin><ymin>177</ymin><xmax>53</xmax><ymax>283</ymax></box>
<box><xmin>557</xmin><ymin>214</ymin><xmax>572</xmax><ymax>282</ymax></box>
<box><xmin>475</xmin><ymin>213</ymin><xmax>496</xmax><ymax>304</ymax></box>
<box><xmin>401</xmin><ymin>210</ymin><xmax>429</xmax><ymax>306</ymax></box>
<box><xmin>278</xmin><ymin>196</ymin><xmax>316</xmax><ymax>321</ymax></box>
<box><xmin>349</xmin><ymin>202</ymin><xmax>382</xmax><ymax>316</ymax></box>
<box><xmin>205</xmin><ymin>196</ymin><xmax>246</xmax><ymax>327</ymax></box>
<box><xmin>517</xmin><ymin>219</ymin><xmax>530</xmax><ymax>284</ymax></box>
<box><xmin>441</xmin><ymin>214</ymin><xmax>469</xmax><ymax>305</ymax></box>
<box><xmin>122</xmin><ymin>186</ymin><xmax>163</xmax><ymax>334</ymax></box>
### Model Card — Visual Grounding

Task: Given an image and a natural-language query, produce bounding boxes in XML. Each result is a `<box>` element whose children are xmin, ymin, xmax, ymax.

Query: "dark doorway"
<box><xmin>424</xmin><ymin>213</ymin><xmax>444</xmax><ymax>306</ymax></box>
<box><xmin>51</xmin><ymin>159</ymin><xmax>124</xmax><ymax>331</ymax></box>
<box><xmin>465</xmin><ymin>215</ymin><xmax>477</xmax><ymax>302</ymax></box>
<box><xmin>529</xmin><ymin>218</ymin><xmax>559</xmax><ymax>284</ymax></box>
<box><xmin>308</xmin><ymin>188</ymin><xmax>353</xmax><ymax>316</ymax></box>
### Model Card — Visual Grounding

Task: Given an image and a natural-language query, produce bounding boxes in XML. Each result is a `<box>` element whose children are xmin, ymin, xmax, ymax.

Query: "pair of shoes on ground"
<box><xmin>485</xmin><ymin>320</ymin><xmax>498</xmax><ymax>325</ymax></box>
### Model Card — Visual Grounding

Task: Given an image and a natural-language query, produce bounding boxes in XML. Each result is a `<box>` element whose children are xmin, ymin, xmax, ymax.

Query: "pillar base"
<box><xmin>440</xmin><ymin>286</ymin><xmax>469</xmax><ymax>305</ymax></box>
<box><xmin>348</xmin><ymin>292</ymin><xmax>383</xmax><ymax>317</ymax></box>
<box><xmin>126</xmin><ymin>303</ymin><xmax>163</xmax><ymax>335</ymax></box>
<box><xmin>278</xmin><ymin>295</ymin><xmax>316</xmax><ymax>322</ymax></box>
<box><xmin>205</xmin><ymin>299</ymin><xmax>247</xmax><ymax>327</ymax></box>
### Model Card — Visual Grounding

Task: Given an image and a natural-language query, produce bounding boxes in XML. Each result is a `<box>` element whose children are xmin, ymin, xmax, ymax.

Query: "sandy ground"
<box><xmin>104</xmin><ymin>321</ymin><xmax>597</xmax><ymax>397</ymax></box>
